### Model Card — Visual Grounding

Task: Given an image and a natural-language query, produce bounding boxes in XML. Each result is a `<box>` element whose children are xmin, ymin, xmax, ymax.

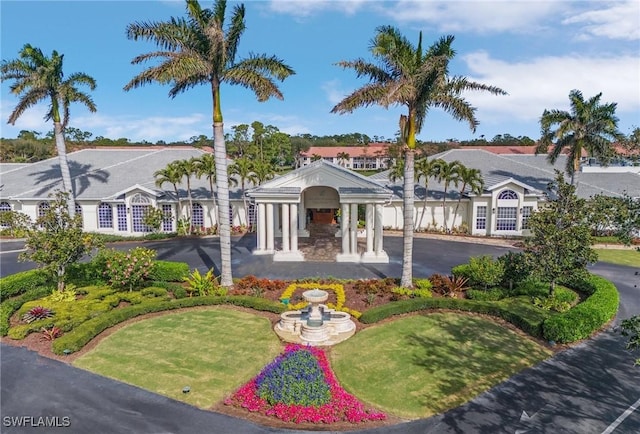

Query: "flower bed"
<box><xmin>224</xmin><ymin>344</ymin><xmax>386</xmax><ymax>424</ymax></box>
<box><xmin>279</xmin><ymin>283</ymin><xmax>362</xmax><ymax>319</ymax></box>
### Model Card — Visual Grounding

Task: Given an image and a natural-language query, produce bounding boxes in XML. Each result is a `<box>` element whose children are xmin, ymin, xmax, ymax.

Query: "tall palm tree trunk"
<box><xmin>213</xmin><ymin>119</ymin><xmax>233</xmax><ymax>287</ymax></box>
<box><xmin>452</xmin><ymin>182</ymin><xmax>467</xmax><ymax>229</ymax></box>
<box><xmin>53</xmin><ymin>120</ymin><xmax>75</xmax><ymax>217</ymax></box>
<box><xmin>209</xmin><ymin>178</ymin><xmax>217</xmax><ymax>229</ymax></box>
<box><xmin>401</xmin><ymin>148</ymin><xmax>415</xmax><ymax>287</ymax></box>
<box><xmin>442</xmin><ymin>187</ymin><xmax>449</xmax><ymax>233</ymax></box>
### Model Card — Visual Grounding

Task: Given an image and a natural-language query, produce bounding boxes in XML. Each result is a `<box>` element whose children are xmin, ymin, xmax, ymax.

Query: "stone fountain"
<box><xmin>275</xmin><ymin>289</ymin><xmax>356</xmax><ymax>346</ymax></box>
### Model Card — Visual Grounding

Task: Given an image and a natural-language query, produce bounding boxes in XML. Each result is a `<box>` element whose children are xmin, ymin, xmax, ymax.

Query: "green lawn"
<box><xmin>73</xmin><ymin>308</ymin><xmax>282</xmax><ymax>408</ymax></box>
<box><xmin>330</xmin><ymin>312</ymin><xmax>552</xmax><ymax>419</ymax></box>
<box><xmin>595</xmin><ymin>248</ymin><xmax>640</xmax><ymax>267</ymax></box>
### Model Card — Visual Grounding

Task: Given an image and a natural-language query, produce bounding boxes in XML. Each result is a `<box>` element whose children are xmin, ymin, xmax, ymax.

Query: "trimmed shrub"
<box><xmin>0</xmin><ymin>286</ymin><xmax>53</xmax><ymax>336</ymax></box>
<box><xmin>359</xmin><ymin>297</ymin><xmax>547</xmax><ymax>338</ymax></box>
<box><xmin>141</xmin><ymin>287</ymin><xmax>169</xmax><ymax>298</ymax></box>
<box><xmin>542</xmin><ymin>275</ymin><xmax>619</xmax><ymax>343</ymax></box>
<box><xmin>466</xmin><ymin>255</ymin><xmax>505</xmax><ymax>289</ymax></box>
<box><xmin>511</xmin><ymin>277</ymin><xmax>550</xmax><ymax>298</ymax></box>
<box><xmin>147</xmin><ymin>260</ymin><xmax>190</xmax><ymax>282</ymax></box>
<box><xmin>52</xmin><ymin>296</ymin><xmax>286</xmax><ymax>355</ymax></box>
<box><xmin>0</xmin><ymin>269</ymin><xmax>49</xmax><ymax>299</ymax></box>
<box><xmin>467</xmin><ymin>288</ymin><xmax>505</xmax><ymax>301</ymax></box>
<box><xmin>498</xmin><ymin>251</ymin><xmax>531</xmax><ymax>290</ymax></box>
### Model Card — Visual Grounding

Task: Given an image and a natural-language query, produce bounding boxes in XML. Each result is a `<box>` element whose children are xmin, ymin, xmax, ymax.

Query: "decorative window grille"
<box><xmin>192</xmin><ymin>203</ymin><xmax>204</xmax><ymax>228</ymax></box>
<box><xmin>498</xmin><ymin>190</ymin><xmax>518</xmax><ymax>200</ymax></box>
<box><xmin>476</xmin><ymin>206</ymin><xmax>487</xmax><ymax>230</ymax></box>
<box><xmin>75</xmin><ymin>203</ymin><xmax>83</xmax><ymax>225</ymax></box>
<box><xmin>116</xmin><ymin>204</ymin><xmax>128</xmax><ymax>231</ymax></box>
<box><xmin>162</xmin><ymin>204</ymin><xmax>173</xmax><ymax>232</ymax></box>
<box><xmin>496</xmin><ymin>207</ymin><xmax>518</xmax><ymax>230</ymax></box>
<box><xmin>247</xmin><ymin>203</ymin><xmax>256</xmax><ymax>228</ymax></box>
<box><xmin>0</xmin><ymin>202</ymin><xmax>11</xmax><ymax>227</ymax></box>
<box><xmin>521</xmin><ymin>206</ymin><xmax>533</xmax><ymax>230</ymax></box>
<box><xmin>131</xmin><ymin>193</ymin><xmax>152</xmax><ymax>232</ymax></box>
<box><xmin>98</xmin><ymin>203</ymin><xmax>113</xmax><ymax>229</ymax></box>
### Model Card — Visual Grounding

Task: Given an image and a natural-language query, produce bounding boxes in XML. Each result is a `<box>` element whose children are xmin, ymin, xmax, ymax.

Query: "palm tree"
<box><xmin>193</xmin><ymin>153</ymin><xmax>217</xmax><ymax>226</ymax></box>
<box><xmin>154</xmin><ymin>161</ymin><xmax>184</xmax><ymax>218</ymax></box>
<box><xmin>452</xmin><ymin>165</ymin><xmax>484</xmax><ymax>230</ymax></box>
<box><xmin>332</xmin><ymin>27</ymin><xmax>505</xmax><ymax>287</ymax></box>
<box><xmin>432</xmin><ymin>159</ymin><xmax>461</xmax><ymax>233</ymax></box>
<box><xmin>388</xmin><ymin>158</ymin><xmax>404</xmax><ymax>183</ymax></box>
<box><xmin>2</xmin><ymin>44</ymin><xmax>97</xmax><ymax>217</ymax></box>
<box><xmin>229</xmin><ymin>156</ymin><xmax>258</xmax><ymax>227</ymax></box>
<box><xmin>415</xmin><ymin>157</ymin><xmax>437</xmax><ymax>230</ymax></box>
<box><xmin>125</xmin><ymin>0</ymin><xmax>294</xmax><ymax>286</ymax></box>
<box><xmin>176</xmin><ymin>158</ymin><xmax>198</xmax><ymax>221</ymax></box>
<box><xmin>336</xmin><ymin>151</ymin><xmax>350</xmax><ymax>167</ymax></box>
<box><xmin>252</xmin><ymin>159</ymin><xmax>276</xmax><ymax>185</ymax></box>
<box><xmin>536</xmin><ymin>89</ymin><xmax>623</xmax><ymax>185</ymax></box>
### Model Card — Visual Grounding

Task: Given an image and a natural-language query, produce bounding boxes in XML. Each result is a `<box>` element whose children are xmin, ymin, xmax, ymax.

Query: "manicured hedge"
<box><xmin>542</xmin><ymin>275</ymin><xmax>619</xmax><ymax>343</ymax></box>
<box><xmin>147</xmin><ymin>261</ymin><xmax>190</xmax><ymax>282</ymax></box>
<box><xmin>0</xmin><ymin>286</ymin><xmax>53</xmax><ymax>336</ymax></box>
<box><xmin>359</xmin><ymin>297</ymin><xmax>548</xmax><ymax>338</ymax></box>
<box><xmin>0</xmin><ymin>269</ymin><xmax>49</xmax><ymax>299</ymax></box>
<box><xmin>52</xmin><ymin>296</ymin><xmax>285</xmax><ymax>355</ymax></box>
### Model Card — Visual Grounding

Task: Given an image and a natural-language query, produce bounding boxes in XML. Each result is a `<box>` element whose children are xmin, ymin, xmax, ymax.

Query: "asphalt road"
<box><xmin>1</xmin><ymin>235</ymin><xmax>639</xmax><ymax>434</ymax></box>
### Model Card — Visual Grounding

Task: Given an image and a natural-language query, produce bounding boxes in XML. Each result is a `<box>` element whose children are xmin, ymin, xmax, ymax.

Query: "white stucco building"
<box><xmin>1</xmin><ymin>146</ymin><xmax>638</xmax><ymax>263</ymax></box>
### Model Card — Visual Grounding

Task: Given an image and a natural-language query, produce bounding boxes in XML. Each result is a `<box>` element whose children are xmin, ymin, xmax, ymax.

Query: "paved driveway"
<box><xmin>1</xmin><ymin>235</ymin><xmax>639</xmax><ymax>433</ymax></box>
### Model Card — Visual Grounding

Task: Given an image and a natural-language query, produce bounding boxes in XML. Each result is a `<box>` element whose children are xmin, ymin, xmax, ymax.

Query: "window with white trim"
<box><xmin>116</xmin><ymin>204</ymin><xmax>127</xmax><ymax>231</ymax></box>
<box><xmin>521</xmin><ymin>206</ymin><xmax>533</xmax><ymax>230</ymax></box>
<box><xmin>162</xmin><ymin>204</ymin><xmax>173</xmax><ymax>232</ymax></box>
<box><xmin>131</xmin><ymin>193</ymin><xmax>152</xmax><ymax>232</ymax></box>
<box><xmin>192</xmin><ymin>203</ymin><xmax>204</xmax><ymax>228</ymax></box>
<box><xmin>75</xmin><ymin>203</ymin><xmax>83</xmax><ymax>225</ymax></box>
<box><xmin>98</xmin><ymin>203</ymin><xmax>113</xmax><ymax>229</ymax></box>
<box><xmin>247</xmin><ymin>203</ymin><xmax>256</xmax><ymax>228</ymax></box>
<box><xmin>0</xmin><ymin>202</ymin><xmax>11</xmax><ymax>228</ymax></box>
<box><xmin>496</xmin><ymin>207</ymin><xmax>517</xmax><ymax>230</ymax></box>
<box><xmin>476</xmin><ymin>206</ymin><xmax>487</xmax><ymax>230</ymax></box>
<box><xmin>498</xmin><ymin>189</ymin><xmax>518</xmax><ymax>200</ymax></box>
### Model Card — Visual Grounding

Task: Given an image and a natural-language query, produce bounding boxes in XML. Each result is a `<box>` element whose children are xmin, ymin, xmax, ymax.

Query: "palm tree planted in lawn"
<box><xmin>2</xmin><ymin>44</ymin><xmax>97</xmax><ymax>217</ymax></box>
<box><xmin>332</xmin><ymin>27</ymin><xmax>505</xmax><ymax>287</ymax></box>
<box><xmin>452</xmin><ymin>164</ymin><xmax>484</xmax><ymax>231</ymax></box>
<box><xmin>176</xmin><ymin>158</ymin><xmax>198</xmax><ymax>221</ymax></box>
<box><xmin>536</xmin><ymin>89</ymin><xmax>623</xmax><ymax>185</ymax></box>
<box><xmin>154</xmin><ymin>161</ymin><xmax>184</xmax><ymax>219</ymax></box>
<box><xmin>125</xmin><ymin>0</ymin><xmax>295</xmax><ymax>286</ymax></box>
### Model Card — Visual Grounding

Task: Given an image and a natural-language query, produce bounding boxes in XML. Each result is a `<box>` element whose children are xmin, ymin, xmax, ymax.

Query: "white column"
<box><xmin>257</xmin><ymin>203</ymin><xmax>266</xmax><ymax>251</ymax></box>
<box><xmin>350</xmin><ymin>203</ymin><xmax>358</xmax><ymax>255</ymax></box>
<box><xmin>365</xmin><ymin>203</ymin><xmax>374</xmax><ymax>254</ymax></box>
<box><xmin>290</xmin><ymin>203</ymin><xmax>299</xmax><ymax>252</ymax></box>
<box><xmin>362</xmin><ymin>202</ymin><xmax>389</xmax><ymax>263</ymax></box>
<box><xmin>281</xmin><ymin>203</ymin><xmax>290</xmax><ymax>252</ymax></box>
<box><xmin>341</xmin><ymin>203</ymin><xmax>350</xmax><ymax>254</ymax></box>
<box><xmin>266</xmin><ymin>203</ymin><xmax>274</xmax><ymax>252</ymax></box>
<box><xmin>375</xmin><ymin>203</ymin><xmax>384</xmax><ymax>254</ymax></box>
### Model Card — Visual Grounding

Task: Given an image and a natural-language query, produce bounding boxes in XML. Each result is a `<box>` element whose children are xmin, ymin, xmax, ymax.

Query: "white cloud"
<box><xmin>321</xmin><ymin>79</ymin><xmax>347</xmax><ymax>105</ymax></box>
<box><xmin>562</xmin><ymin>0</ymin><xmax>640</xmax><ymax>41</ymax></box>
<box><xmin>461</xmin><ymin>51</ymin><xmax>640</xmax><ymax>124</ymax></box>
<box><xmin>380</xmin><ymin>1</ymin><xmax>562</xmax><ymax>33</ymax></box>
<box><xmin>266</xmin><ymin>0</ymin><xmax>369</xmax><ymax>18</ymax></box>
<box><xmin>0</xmin><ymin>100</ymin><xmax>50</xmax><ymax>135</ymax></box>
<box><xmin>72</xmin><ymin>113</ymin><xmax>208</xmax><ymax>142</ymax></box>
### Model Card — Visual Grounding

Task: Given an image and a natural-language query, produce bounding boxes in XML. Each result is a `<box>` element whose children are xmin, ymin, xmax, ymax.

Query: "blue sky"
<box><xmin>1</xmin><ymin>0</ymin><xmax>639</xmax><ymax>144</ymax></box>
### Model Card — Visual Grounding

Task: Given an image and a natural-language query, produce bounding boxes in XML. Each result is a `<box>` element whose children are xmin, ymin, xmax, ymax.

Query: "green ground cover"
<box><xmin>73</xmin><ymin>308</ymin><xmax>282</xmax><ymax>408</ymax></box>
<box><xmin>595</xmin><ymin>249</ymin><xmax>640</xmax><ymax>267</ymax></box>
<box><xmin>330</xmin><ymin>312</ymin><xmax>552</xmax><ymax>419</ymax></box>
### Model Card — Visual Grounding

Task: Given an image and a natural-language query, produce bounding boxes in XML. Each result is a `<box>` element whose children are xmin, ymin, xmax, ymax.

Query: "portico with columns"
<box><xmin>246</xmin><ymin>160</ymin><xmax>392</xmax><ymax>263</ymax></box>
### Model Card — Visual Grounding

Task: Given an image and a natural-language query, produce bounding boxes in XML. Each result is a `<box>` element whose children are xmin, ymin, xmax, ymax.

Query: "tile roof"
<box><xmin>301</xmin><ymin>143</ymin><xmax>391</xmax><ymax>158</ymax></box>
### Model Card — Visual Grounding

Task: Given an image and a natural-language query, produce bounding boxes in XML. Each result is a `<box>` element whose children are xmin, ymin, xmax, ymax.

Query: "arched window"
<box><xmin>498</xmin><ymin>190</ymin><xmax>518</xmax><ymax>200</ymax></box>
<box><xmin>192</xmin><ymin>203</ymin><xmax>204</xmax><ymax>228</ymax></box>
<box><xmin>98</xmin><ymin>203</ymin><xmax>113</xmax><ymax>229</ymax></box>
<box><xmin>131</xmin><ymin>193</ymin><xmax>152</xmax><ymax>232</ymax></box>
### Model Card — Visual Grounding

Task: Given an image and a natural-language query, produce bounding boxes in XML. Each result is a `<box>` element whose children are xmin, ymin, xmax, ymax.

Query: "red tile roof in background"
<box><xmin>301</xmin><ymin>143</ymin><xmax>391</xmax><ymax>158</ymax></box>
